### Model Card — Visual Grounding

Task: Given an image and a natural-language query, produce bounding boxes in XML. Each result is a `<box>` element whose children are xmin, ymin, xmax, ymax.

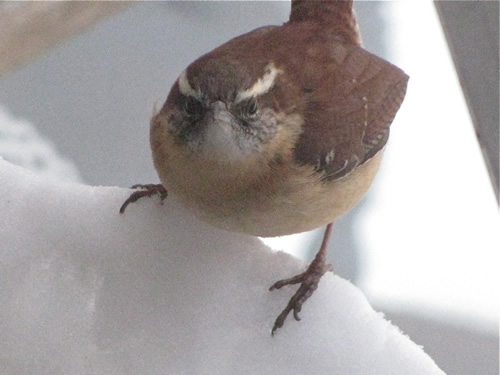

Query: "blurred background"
<box><xmin>0</xmin><ymin>2</ymin><xmax>498</xmax><ymax>374</ymax></box>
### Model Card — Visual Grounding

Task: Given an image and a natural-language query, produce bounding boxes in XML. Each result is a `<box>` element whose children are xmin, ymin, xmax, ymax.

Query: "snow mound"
<box><xmin>0</xmin><ymin>105</ymin><xmax>82</xmax><ymax>183</ymax></box>
<box><xmin>0</xmin><ymin>159</ymin><xmax>444</xmax><ymax>374</ymax></box>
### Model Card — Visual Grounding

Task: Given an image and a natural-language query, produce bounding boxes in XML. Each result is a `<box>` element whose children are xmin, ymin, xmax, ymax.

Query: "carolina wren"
<box><xmin>121</xmin><ymin>0</ymin><xmax>408</xmax><ymax>334</ymax></box>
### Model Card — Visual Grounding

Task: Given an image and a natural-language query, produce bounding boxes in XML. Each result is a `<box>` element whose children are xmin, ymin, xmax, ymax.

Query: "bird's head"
<box><xmin>153</xmin><ymin>56</ymin><xmax>303</xmax><ymax>165</ymax></box>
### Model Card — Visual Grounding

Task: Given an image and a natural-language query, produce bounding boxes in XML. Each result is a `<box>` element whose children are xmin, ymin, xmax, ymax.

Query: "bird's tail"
<box><xmin>289</xmin><ymin>0</ymin><xmax>361</xmax><ymax>46</ymax></box>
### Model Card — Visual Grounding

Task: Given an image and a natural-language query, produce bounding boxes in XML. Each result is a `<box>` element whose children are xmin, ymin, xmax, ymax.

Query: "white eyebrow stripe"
<box><xmin>178</xmin><ymin>70</ymin><xmax>199</xmax><ymax>97</ymax></box>
<box><xmin>236</xmin><ymin>63</ymin><xmax>283</xmax><ymax>103</ymax></box>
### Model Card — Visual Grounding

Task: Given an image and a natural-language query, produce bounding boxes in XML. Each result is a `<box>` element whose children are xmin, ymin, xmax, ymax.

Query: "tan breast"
<box><xmin>153</xmin><ymin>112</ymin><xmax>384</xmax><ymax>237</ymax></box>
<box><xmin>195</xmin><ymin>150</ymin><xmax>384</xmax><ymax>237</ymax></box>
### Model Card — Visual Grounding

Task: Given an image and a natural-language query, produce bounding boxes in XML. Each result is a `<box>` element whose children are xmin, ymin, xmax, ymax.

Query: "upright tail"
<box><xmin>289</xmin><ymin>0</ymin><xmax>361</xmax><ymax>46</ymax></box>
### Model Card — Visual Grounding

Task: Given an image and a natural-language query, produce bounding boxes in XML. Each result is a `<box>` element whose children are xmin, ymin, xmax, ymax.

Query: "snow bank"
<box><xmin>0</xmin><ymin>158</ymin><xmax>444</xmax><ymax>374</ymax></box>
<box><xmin>0</xmin><ymin>105</ymin><xmax>82</xmax><ymax>183</ymax></box>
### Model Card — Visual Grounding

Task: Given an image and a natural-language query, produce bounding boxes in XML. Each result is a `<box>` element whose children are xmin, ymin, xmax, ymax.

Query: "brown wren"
<box><xmin>120</xmin><ymin>0</ymin><xmax>409</xmax><ymax>335</ymax></box>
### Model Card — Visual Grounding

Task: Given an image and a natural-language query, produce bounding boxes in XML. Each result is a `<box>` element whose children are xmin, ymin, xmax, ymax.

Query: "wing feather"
<box><xmin>293</xmin><ymin>44</ymin><xmax>409</xmax><ymax>180</ymax></box>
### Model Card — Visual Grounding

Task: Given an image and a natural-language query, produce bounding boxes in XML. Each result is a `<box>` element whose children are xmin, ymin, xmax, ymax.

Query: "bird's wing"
<box><xmin>293</xmin><ymin>44</ymin><xmax>409</xmax><ymax>180</ymax></box>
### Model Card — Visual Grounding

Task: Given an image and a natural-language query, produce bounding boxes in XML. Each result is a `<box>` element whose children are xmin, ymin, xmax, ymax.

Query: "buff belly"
<box><xmin>158</xmin><ymin>149</ymin><xmax>384</xmax><ymax>238</ymax></box>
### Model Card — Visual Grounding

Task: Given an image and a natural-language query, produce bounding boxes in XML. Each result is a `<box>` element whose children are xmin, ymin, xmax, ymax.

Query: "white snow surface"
<box><xmin>0</xmin><ymin>159</ymin><xmax>445</xmax><ymax>375</ymax></box>
<box><xmin>0</xmin><ymin>105</ymin><xmax>82</xmax><ymax>183</ymax></box>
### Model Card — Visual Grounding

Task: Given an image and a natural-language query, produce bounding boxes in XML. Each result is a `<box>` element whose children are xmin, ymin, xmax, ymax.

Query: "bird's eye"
<box><xmin>244</xmin><ymin>98</ymin><xmax>258</xmax><ymax>117</ymax></box>
<box><xmin>184</xmin><ymin>96</ymin><xmax>203</xmax><ymax>116</ymax></box>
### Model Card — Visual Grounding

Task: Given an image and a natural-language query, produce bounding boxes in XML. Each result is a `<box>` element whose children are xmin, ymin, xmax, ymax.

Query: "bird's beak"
<box><xmin>210</xmin><ymin>101</ymin><xmax>233</xmax><ymax>125</ymax></box>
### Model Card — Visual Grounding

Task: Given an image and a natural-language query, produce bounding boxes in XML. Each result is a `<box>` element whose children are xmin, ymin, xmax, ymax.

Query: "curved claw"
<box><xmin>119</xmin><ymin>184</ymin><xmax>168</xmax><ymax>214</ymax></box>
<box><xmin>293</xmin><ymin>307</ymin><xmax>302</xmax><ymax>322</ymax></box>
<box><xmin>271</xmin><ymin>308</ymin><xmax>290</xmax><ymax>335</ymax></box>
<box><xmin>269</xmin><ymin>271</ymin><xmax>307</xmax><ymax>291</ymax></box>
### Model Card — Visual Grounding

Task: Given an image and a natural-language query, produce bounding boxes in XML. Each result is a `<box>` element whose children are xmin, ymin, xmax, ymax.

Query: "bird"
<box><xmin>120</xmin><ymin>0</ymin><xmax>409</xmax><ymax>335</ymax></box>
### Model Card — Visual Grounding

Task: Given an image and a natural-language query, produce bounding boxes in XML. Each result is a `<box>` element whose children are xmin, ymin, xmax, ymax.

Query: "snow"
<box><xmin>0</xmin><ymin>105</ymin><xmax>82</xmax><ymax>183</ymax></box>
<box><xmin>0</xmin><ymin>158</ymin><xmax>445</xmax><ymax>374</ymax></box>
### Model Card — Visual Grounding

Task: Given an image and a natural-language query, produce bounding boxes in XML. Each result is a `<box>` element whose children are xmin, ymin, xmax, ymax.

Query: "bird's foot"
<box><xmin>269</xmin><ymin>258</ymin><xmax>333</xmax><ymax>335</ymax></box>
<box><xmin>119</xmin><ymin>184</ymin><xmax>168</xmax><ymax>214</ymax></box>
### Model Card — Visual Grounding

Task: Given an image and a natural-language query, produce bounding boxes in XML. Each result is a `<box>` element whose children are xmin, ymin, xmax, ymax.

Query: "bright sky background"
<box><xmin>264</xmin><ymin>0</ymin><xmax>499</xmax><ymax>333</ymax></box>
